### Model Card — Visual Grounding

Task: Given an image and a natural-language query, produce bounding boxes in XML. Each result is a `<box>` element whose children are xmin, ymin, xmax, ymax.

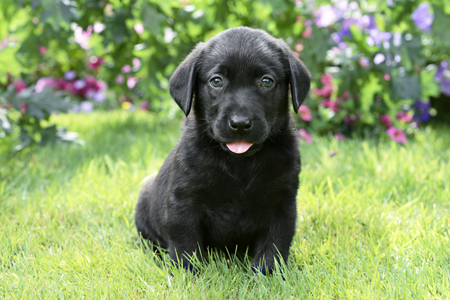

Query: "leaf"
<box><xmin>40</xmin><ymin>0</ymin><xmax>80</xmax><ymax>30</ymax></box>
<box><xmin>391</xmin><ymin>74</ymin><xmax>421</xmax><ymax>100</ymax></box>
<box><xmin>431</xmin><ymin>5</ymin><xmax>450</xmax><ymax>46</ymax></box>
<box><xmin>359</xmin><ymin>74</ymin><xmax>382</xmax><ymax>124</ymax></box>
<box><xmin>14</xmin><ymin>130</ymin><xmax>33</xmax><ymax>152</ymax></box>
<box><xmin>142</xmin><ymin>3</ymin><xmax>165</xmax><ymax>33</ymax></box>
<box><xmin>420</xmin><ymin>65</ymin><xmax>440</xmax><ymax>100</ymax></box>
<box><xmin>31</xmin><ymin>0</ymin><xmax>41</xmax><ymax>10</ymax></box>
<box><xmin>40</xmin><ymin>124</ymin><xmax>57</xmax><ymax>145</ymax></box>
<box><xmin>0</xmin><ymin>108</ymin><xmax>12</xmax><ymax>134</ymax></box>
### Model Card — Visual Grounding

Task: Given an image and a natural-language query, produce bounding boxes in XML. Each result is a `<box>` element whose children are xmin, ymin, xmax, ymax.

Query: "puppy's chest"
<box><xmin>199</xmin><ymin>196</ymin><xmax>269</xmax><ymax>248</ymax></box>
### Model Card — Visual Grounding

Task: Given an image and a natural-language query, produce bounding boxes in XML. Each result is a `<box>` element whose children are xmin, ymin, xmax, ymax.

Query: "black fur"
<box><xmin>135</xmin><ymin>27</ymin><xmax>311</xmax><ymax>275</ymax></box>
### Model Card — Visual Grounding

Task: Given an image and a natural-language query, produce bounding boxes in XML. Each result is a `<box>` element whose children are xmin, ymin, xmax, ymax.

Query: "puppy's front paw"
<box><xmin>251</xmin><ymin>264</ymin><xmax>274</xmax><ymax>276</ymax></box>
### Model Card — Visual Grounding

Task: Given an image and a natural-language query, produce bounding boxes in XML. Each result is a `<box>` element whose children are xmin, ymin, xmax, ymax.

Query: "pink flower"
<box><xmin>35</xmin><ymin>77</ymin><xmax>55</xmax><ymax>93</ymax></box>
<box><xmin>302</xmin><ymin>26</ymin><xmax>312</xmax><ymax>38</ymax></box>
<box><xmin>342</xmin><ymin>91</ymin><xmax>350</xmax><ymax>100</ymax></box>
<box><xmin>116</xmin><ymin>74</ymin><xmax>124</xmax><ymax>84</ymax></box>
<box><xmin>380</xmin><ymin>114</ymin><xmax>392</xmax><ymax>127</ymax></box>
<box><xmin>297</xmin><ymin>104</ymin><xmax>312</xmax><ymax>121</ymax></box>
<box><xmin>396</xmin><ymin>112</ymin><xmax>413</xmax><ymax>122</ymax></box>
<box><xmin>88</xmin><ymin>56</ymin><xmax>104</xmax><ymax>72</ymax></box>
<box><xmin>387</xmin><ymin>127</ymin><xmax>407</xmax><ymax>144</ymax></box>
<box><xmin>93</xmin><ymin>22</ymin><xmax>105</xmax><ymax>33</ymax></box>
<box><xmin>122</xmin><ymin>65</ymin><xmax>131</xmax><ymax>73</ymax></box>
<box><xmin>294</xmin><ymin>43</ymin><xmax>304</xmax><ymax>52</ymax></box>
<box><xmin>334</xmin><ymin>133</ymin><xmax>344</xmax><ymax>141</ymax></box>
<box><xmin>140</xmin><ymin>100</ymin><xmax>149</xmax><ymax>111</ymax></box>
<box><xmin>74</xmin><ymin>25</ymin><xmax>92</xmax><ymax>49</ymax></box>
<box><xmin>320</xmin><ymin>73</ymin><xmax>333</xmax><ymax>85</ymax></box>
<box><xmin>320</xmin><ymin>99</ymin><xmax>338</xmax><ymax>112</ymax></box>
<box><xmin>344</xmin><ymin>114</ymin><xmax>358</xmax><ymax>126</ymax></box>
<box><xmin>298</xmin><ymin>129</ymin><xmax>313</xmax><ymax>143</ymax></box>
<box><xmin>10</xmin><ymin>80</ymin><xmax>27</xmax><ymax>94</ymax></box>
<box><xmin>127</xmin><ymin>76</ymin><xmax>138</xmax><ymax>89</ymax></box>
<box><xmin>20</xmin><ymin>102</ymin><xmax>27</xmax><ymax>114</ymax></box>
<box><xmin>134</xmin><ymin>24</ymin><xmax>144</xmax><ymax>35</ymax></box>
<box><xmin>38</xmin><ymin>45</ymin><xmax>47</xmax><ymax>55</ymax></box>
<box><xmin>312</xmin><ymin>85</ymin><xmax>333</xmax><ymax>98</ymax></box>
<box><xmin>132</xmin><ymin>57</ymin><xmax>141</xmax><ymax>69</ymax></box>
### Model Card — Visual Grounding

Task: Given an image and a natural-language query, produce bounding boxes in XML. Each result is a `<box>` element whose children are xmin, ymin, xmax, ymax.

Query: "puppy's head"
<box><xmin>170</xmin><ymin>27</ymin><xmax>311</xmax><ymax>156</ymax></box>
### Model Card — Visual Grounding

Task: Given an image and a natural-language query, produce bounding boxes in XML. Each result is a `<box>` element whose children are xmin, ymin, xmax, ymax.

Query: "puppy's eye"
<box><xmin>261</xmin><ymin>77</ymin><xmax>274</xmax><ymax>89</ymax></box>
<box><xmin>210</xmin><ymin>77</ymin><xmax>223</xmax><ymax>88</ymax></box>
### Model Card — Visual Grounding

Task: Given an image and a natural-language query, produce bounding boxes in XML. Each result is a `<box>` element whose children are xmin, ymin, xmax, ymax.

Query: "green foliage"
<box><xmin>0</xmin><ymin>0</ymin><xmax>450</xmax><ymax>149</ymax></box>
<box><xmin>0</xmin><ymin>85</ymin><xmax>78</xmax><ymax>151</ymax></box>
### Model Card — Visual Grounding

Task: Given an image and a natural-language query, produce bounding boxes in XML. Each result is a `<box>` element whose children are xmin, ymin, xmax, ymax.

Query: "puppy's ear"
<box><xmin>282</xmin><ymin>44</ymin><xmax>311</xmax><ymax>113</ymax></box>
<box><xmin>169</xmin><ymin>43</ymin><xmax>204</xmax><ymax>116</ymax></box>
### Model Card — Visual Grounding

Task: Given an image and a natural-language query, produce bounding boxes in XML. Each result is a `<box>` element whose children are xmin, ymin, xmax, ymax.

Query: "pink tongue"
<box><xmin>226</xmin><ymin>141</ymin><xmax>253</xmax><ymax>154</ymax></box>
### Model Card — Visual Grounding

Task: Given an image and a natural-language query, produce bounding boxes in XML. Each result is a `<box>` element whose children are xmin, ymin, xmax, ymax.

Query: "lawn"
<box><xmin>1</xmin><ymin>111</ymin><xmax>449</xmax><ymax>299</ymax></box>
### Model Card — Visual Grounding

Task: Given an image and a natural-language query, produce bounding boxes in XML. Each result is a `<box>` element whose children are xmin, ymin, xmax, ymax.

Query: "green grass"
<box><xmin>1</xmin><ymin>111</ymin><xmax>450</xmax><ymax>299</ymax></box>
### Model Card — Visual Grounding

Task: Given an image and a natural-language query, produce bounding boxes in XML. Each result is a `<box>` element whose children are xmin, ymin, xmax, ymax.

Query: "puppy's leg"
<box><xmin>135</xmin><ymin>177</ymin><xmax>168</xmax><ymax>248</ymax></box>
<box><xmin>166</xmin><ymin>204</ymin><xmax>204</xmax><ymax>272</ymax></box>
<box><xmin>252</xmin><ymin>203</ymin><xmax>297</xmax><ymax>275</ymax></box>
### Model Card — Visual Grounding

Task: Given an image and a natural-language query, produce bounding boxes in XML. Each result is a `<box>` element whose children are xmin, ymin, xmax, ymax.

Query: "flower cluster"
<box><xmin>35</xmin><ymin>73</ymin><xmax>107</xmax><ymax>113</ymax></box>
<box><xmin>296</xmin><ymin>73</ymin><xmax>429</xmax><ymax>144</ymax></box>
<box><xmin>294</xmin><ymin>0</ymin><xmax>444</xmax><ymax>144</ymax></box>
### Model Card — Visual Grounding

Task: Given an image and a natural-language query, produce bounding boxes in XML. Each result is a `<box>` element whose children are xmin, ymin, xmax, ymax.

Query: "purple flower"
<box><xmin>393</xmin><ymin>32</ymin><xmax>402</xmax><ymax>46</ymax></box>
<box><xmin>93</xmin><ymin>90</ymin><xmax>106</xmax><ymax>102</ymax></box>
<box><xmin>332</xmin><ymin>18</ymin><xmax>360</xmax><ymax>43</ymax></box>
<box><xmin>314</xmin><ymin>5</ymin><xmax>337</xmax><ymax>28</ymax></box>
<box><xmin>435</xmin><ymin>61</ymin><xmax>448</xmax><ymax>82</ymax></box>
<box><xmin>411</xmin><ymin>3</ymin><xmax>434</xmax><ymax>32</ymax></box>
<box><xmin>441</xmin><ymin>79</ymin><xmax>450</xmax><ymax>96</ymax></box>
<box><xmin>74</xmin><ymin>79</ymin><xmax>86</xmax><ymax>90</ymax></box>
<box><xmin>367</xmin><ymin>29</ymin><xmax>392</xmax><ymax>47</ymax></box>
<box><xmin>64</xmin><ymin>70</ymin><xmax>77</xmax><ymax>81</ymax></box>
<box><xmin>374</xmin><ymin>53</ymin><xmax>385</xmax><ymax>65</ymax></box>
<box><xmin>80</xmin><ymin>101</ymin><xmax>93</xmax><ymax>113</ymax></box>
<box><xmin>361</xmin><ymin>15</ymin><xmax>377</xmax><ymax>30</ymax></box>
<box><xmin>434</xmin><ymin>61</ymin><xmax>450</xmax><ymax>96</ymax></box>
<box><xmin>359</xmin><ymin>57</ymin><xmax>370</xmax><ymax>68</ymax></box>
<box><xmin>413</xmin><ymin>100</ymin><xmax>431</xmax><ymax>122</ymax></box>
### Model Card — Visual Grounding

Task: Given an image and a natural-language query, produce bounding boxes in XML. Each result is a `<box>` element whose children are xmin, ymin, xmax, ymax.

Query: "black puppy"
<box><xmin>135</xmin><ymin>27</ymin><xmax>310</xmax><ymax>275</ymax></box>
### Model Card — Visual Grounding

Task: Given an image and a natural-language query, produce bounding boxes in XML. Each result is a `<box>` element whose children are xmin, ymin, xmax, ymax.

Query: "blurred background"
<box><xmin>0</xmin><ymin>0</ymin><xmax>449</xmax><ymax>149</ymax></box>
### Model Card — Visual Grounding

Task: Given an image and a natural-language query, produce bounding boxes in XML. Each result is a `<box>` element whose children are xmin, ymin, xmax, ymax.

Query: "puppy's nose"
<box><xmin>228</xmin><ymin>116</ymin><xmax>253</xmax><ymax>131</ymax></box>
